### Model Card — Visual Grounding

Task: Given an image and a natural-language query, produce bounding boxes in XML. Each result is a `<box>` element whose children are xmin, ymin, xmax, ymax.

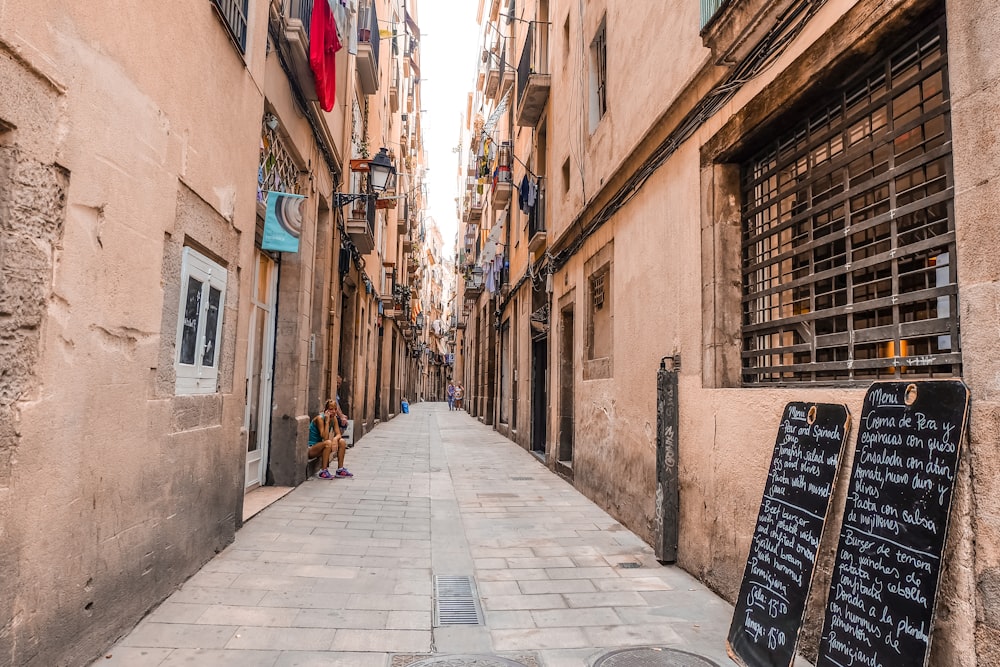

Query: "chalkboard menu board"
<box><xmin>817</xmin><ymin>381</ymin><xmax>969</xmax><ymax>667</ymax></box>
<box><xmin>728</xmin><ymin>402</ymin><xmax>851</xmax><ymax>667</ymax></box>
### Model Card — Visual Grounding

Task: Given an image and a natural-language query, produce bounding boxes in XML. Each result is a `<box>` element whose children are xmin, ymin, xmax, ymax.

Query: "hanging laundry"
<box><xmin>347</xmin><ymin>0</ymin><xmax>359</xmax><ymax>55</ymax></box>
<box><xmin>527</xmin><ymin>179</ymin><xmax>538</xmax><ymax>209</ymax></box>
<box><xmin>330</xmin><ymin>0</ymin><xmax>349</xmax><ymax>42</ymax></box>
<box><xmin>310</xmin><ymin>0</ymin><xmax>343</xmax><ymax>112</ymax></box>
<box><xmin>484</xmin><ymin>259</ymin><xmax>497</xmax><ymax>294</ymax></box>
<box><xmin>518</xmin><ymin>175</ymin><xmax>529</xmax><ymax>213</ymax></box>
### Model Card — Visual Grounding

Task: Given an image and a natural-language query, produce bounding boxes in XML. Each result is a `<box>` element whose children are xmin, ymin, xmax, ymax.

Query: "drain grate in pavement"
<box><xmin>593</xmin><ymin>647</ymin><xmax>721</xmax><ymax>667</ymax></box>
<box><xmin>617</xmin><ymin>561</ymin><xmax>642</xmax><ymax>569</ymax></box>
<box><xmin>398</xmin><ymin>656</ymin><xmax>534</xmax><ymax>667</ymax></box>
<box><xmin>433</xmin><ymin>575</ymin><xmax>484</xmax><ymax>626</ymax></box>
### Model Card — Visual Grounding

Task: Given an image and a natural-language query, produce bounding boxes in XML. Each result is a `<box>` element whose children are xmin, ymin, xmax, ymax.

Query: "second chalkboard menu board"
<box><xmin>728</xmin><ymin>402</ymin><xmax>851</xmax><ymax>667</ymax></box>
<box><xmin>817</xmin><ymin>380</ymin><xmax>969</xmax><ymax>667</ymax></box>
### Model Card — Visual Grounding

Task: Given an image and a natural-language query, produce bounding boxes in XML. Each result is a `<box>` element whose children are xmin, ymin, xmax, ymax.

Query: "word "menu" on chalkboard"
<box><xmin>728</xmin><ymin>402</ymin><xmax>851</xmax><ymax>667</ymax></box>
<box><xmin>817</xmin><ymin>381</ymin><xmax>969</xmax><ymax>667</ymax></box>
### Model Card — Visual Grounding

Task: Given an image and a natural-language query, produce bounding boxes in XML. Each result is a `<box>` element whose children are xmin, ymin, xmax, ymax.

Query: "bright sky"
<box><xmin>417</xmin><ymin>0</ymin><xmax>480</xmax><ymax>260</ymax></box>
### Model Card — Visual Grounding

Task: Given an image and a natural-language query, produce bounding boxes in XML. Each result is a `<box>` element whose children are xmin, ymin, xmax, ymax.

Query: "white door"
<box><xmin>245</xmin><ymin>252</ymin><xmax>278</xmax><ymax>490</ymax></box>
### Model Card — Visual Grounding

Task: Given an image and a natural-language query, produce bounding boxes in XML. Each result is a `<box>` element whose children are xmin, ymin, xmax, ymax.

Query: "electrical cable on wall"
<box><xmin>542</xmin><ymin>0</ymin><xmax>829</xmax><ymax>277</ymax></box>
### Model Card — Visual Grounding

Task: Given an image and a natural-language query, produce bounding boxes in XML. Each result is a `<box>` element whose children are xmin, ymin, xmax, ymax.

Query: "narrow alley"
<box><xmin>94</xmin><ymin>403</ymin><xmax>733</xmax><ymax>667</ymax></box>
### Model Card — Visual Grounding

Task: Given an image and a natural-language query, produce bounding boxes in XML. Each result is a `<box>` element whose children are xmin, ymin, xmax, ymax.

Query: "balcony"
<box><xmin>464</xmin><ymin>189</ymin><xmax>484</xmax><ymax>223</ymax></box>
<box><xmin>491</xmin><ymin>142</ymin><xmax>513</xmax><ymax>210</ymax></box>
<box><xmin>356</xmin><ymin>0</ymin><xmax>380</xmax><ymax>95</ymax></box>
<box><xmin>346</xmin><ymin>198</ymin><xmax>376</xmax><ymax>254</ymax></box>
<box><xmin>515</xmin><ymin>22</ymin><xmax>551</xmax><ymax>128</ymax></box>
<box><xmin>463</xmin><ymin>224</ymin><xmax>478</xmax><ymax>253</ymax></box>
<box><xmin>279</xmin><ymin>0</ymin><xmax>316</xmax><ymax>100</ymax></box>
<box><xmin>397</xmin><ymin>195</ymin><xmax>409</xmax><ymax>234</ymax></box>
<box><xmin>485</xmin><ymin>66</ymin><xmax>500</xmax><ymax>100</ymax></box>
<box><xmin>390</xmin><ymin>67</ymin><xmax>400</xmax><ymax>112</ymax></box>
<box><xmin>527</xmin><ymin>181</ymin><xmax>547</xmax><ymax>253</ymax></box>
<box><xmin>500</xmin><ymin>67</ymin><xmax>515</xmax><ymax>97</ymax></box>
<box><xmin>700</xmin><ymin>0</ymin><xmax>797</xmax><ymax>66</ymax></box>
<box><xmin>465</xmin><ymin>267</ymin><xmax>485</xmax><ymax>296</ymax></box>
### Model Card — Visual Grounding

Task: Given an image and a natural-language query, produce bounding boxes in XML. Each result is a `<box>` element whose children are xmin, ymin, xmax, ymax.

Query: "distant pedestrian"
<box><xmin>447</xmin><ymin>381</ymin><xmax>456</xmax><ymax>410</ymax></box>
<box><xmin>454</xmin><ymin>383</ymin><xmax>465</xmax><ymax>411</ymax></box>
<box><xmin>308</xmin><ymin>399</ymin><xmax>352</xmax><ymax>479</ymax></box>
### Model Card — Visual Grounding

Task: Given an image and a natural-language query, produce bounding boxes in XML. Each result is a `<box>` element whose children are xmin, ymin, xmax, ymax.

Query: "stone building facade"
<box><xmin>457</xmin><ymin>0</ymin><xmax>1000</xmax><ymax>663</ymax></box>
<box><xmin>0</xmin><ymin>0</ymin><xmax>426</xmax><ymax>664</ymax></box>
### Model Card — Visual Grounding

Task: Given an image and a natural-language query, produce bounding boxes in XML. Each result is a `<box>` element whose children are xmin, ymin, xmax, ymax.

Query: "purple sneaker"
<box><xmin>317</xmin><ymin>469</ymin><xmax>334</xmax><ymax>479</ymax></box>
<box><xmin>335</xmin><ymin>468</ymin><xmax>354</xmax><ymax>478</ymax></box>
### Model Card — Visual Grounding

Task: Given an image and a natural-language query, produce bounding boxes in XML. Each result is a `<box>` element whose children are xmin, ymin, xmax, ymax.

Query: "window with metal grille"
<box><xmin>590</xmin><ymin>20</ymin><xmax>607</xmax><ymax>128</ymax></box>
<box><xmin>258</xmin><ymin>119</ymin><xmax>303</xmax><ymax>204</ymax></box>
<box><xmin>700</xmin><ymin>0</ymin><xmax>729</xmax><ymax>29</ymax></box>
<box><xmin>740</xmin><ymin>20</ymin><xmax>959</xmax><ymax>385</ymax></box>
<box><xmin>592</xmin><ymin>272</ymin><xmax>605</xmax><ymax>310</ymax></box>
<box><xmin>211</xmin><ymin>0</ymin><xmax>249</xmax><ymax>53</ymax></box>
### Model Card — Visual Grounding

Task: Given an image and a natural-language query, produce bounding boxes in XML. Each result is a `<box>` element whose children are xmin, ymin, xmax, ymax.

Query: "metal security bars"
<box><xmin>700</xmin><ymin>0</ymin><xmax>729</xmax><ymax>29</ymax></box>
<box><xmin>516</xmin><ymin>22</ymin><xmax>535</xmax><ymax>109</ymax></box>
<box><xmin>592</xmin><ymin>21</ymin><xmax>607</xmax><ymax>120</ymax></box>
<box><xmin>740</xmin><ymin>20</ymin><xmax>959</xmax><ymax>385</ymax></box>
<box><xmin>258</xmin><ymin>120</ymin><xmax>303</xmax><ymax>204</ymax></box>
<box><xmin>287</xmin><ymin>0</ymin><xmax>314</xmax><ymax>39</ymax></box>
<box><xmin>211</xmin><ymin>0</ymin><xmax>249</xmax><ymax>52</ymax></box>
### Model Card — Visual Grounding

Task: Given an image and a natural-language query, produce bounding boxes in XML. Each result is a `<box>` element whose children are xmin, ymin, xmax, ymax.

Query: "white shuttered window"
<box><xmin>175</xmin><ymin>247</ymin><xmax>228</xmax><ymax>395</ymax></box>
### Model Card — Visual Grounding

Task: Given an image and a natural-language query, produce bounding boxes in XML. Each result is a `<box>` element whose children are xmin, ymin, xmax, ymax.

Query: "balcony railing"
<box><xmin>357</xmin><ymin>0</ymin><xmax>381</xmax><ymax>94</ymax></box>
<box><xmin>464</xmin><ymin>190</ymin><xmax>484</xmax><ymax>222</ymax></box>
<box><xmin>491</xmin><ymin>142</ymin><xmax>513</xmax><ymax>209</ymax></box>
<box><xmin>528</xmin><ymin>180</ymin><xmax>547</xmax><ymax>253</ymax></box>
<box><xmin>287</xmin><ymin>0</ymin><xmax>313</xmax><ymax>37</ymax></box>
<box><xmin>390</xmin><ymin>67</ymin><xmax>400</xmax><ymax>111</ymax></box>
<box><xmin>346</xmin><ymin>194</ymin><xmax>376</xmax><ymax>254</ymax></box>
<box><xmin>277</xmin><ymin>0</ymin><xmax>320</xmax><ymax>101</ymax></box>
<box><xmin>701</xmin><ymin>0</ymin><xmax>729</xmax><ymax>28</ymax></box>
<box><xmin>515</xmin><ymin>21</ymin><xmax>551</xmax><ymax>127</ymax></box>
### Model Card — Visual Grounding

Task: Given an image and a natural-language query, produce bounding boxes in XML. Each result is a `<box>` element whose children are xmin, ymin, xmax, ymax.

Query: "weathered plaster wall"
<box><xmin>944</xmin><ymin>0</ymin><xmax>1000</xmax><ymax>663</ymax></box>
<box><xmin>0</xmin><ymin>1</ymin><xmax>266</xmax><ymax>663</ymax></box>
<box><xmin>540</xmin><ymin>0</ymin><xmax>994</xmax><ymax>664</ymax></box>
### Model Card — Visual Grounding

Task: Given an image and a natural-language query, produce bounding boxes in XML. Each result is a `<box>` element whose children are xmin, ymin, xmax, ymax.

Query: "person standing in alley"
<box><xmin>454</xmin><ymin>383</ymin><xmax>465</xmax><ymax>411</ymax></box>
<box><xmin>308</xmin><ymin>399</ymin><xmax>352</xmax><ymax>478</ymax></box>
<box><xmin>447</xmin><ymin>380</ymin><xmax>456</xmax><ymax>410</ymax></box>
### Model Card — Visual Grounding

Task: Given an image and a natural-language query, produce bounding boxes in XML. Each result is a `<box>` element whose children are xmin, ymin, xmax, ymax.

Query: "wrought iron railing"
<box><xmin>516</xmin><ymin>21</ymin><xmax>549</xmax><ymax>108</ymax></box>
<box><xmin>287</xmin><ymin>0</ymin><xmax>314</xmax><ymax>39</ymax></box>
<box><xmin>528</xmin><ymin>180</ymin><xmax>545</xmax><ymax>238</ymax></box>
<box><xmin>258</xmin><ymin>120</ymin><xmax>303</xmax><ymax>203</ymax></box>
<box><xmin>358</xmin><ymin>0</ymin><xmax>380</xmax><ymax>68</ymax></box>
<box><xmin>211</xmin><ymin>0</ymin><xmax>249</xmax><ymax>52</ymax></box>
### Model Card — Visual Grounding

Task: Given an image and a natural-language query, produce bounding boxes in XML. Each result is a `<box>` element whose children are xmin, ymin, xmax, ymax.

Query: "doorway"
<box><xmin>245</xmin><ymin>251</ymin><xmax>278</xmax><ymax>490</ymax></box>
<box><xmin>531</xmin><ymin>335</ymin><xmax>547</xmax><ymax>455</ymax></box>
<box><xmin>558</xmin><ymin>305</ymin><xmax>574</xmax><ymax>468</ymax></box>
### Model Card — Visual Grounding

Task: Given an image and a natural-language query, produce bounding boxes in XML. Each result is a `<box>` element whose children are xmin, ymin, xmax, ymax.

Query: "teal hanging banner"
<box><xmin>262</xmin><ymin>191</ymin><xmax>306</xmax><ymax>253</ymax></box>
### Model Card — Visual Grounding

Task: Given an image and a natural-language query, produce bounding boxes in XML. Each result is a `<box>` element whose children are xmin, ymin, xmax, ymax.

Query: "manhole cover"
<box><xmin>593</xmin><ymin>647</ymin><xmax>720</xmax><ymax>667</ymax></box>
<box><xmin>405</xmin><ymin>657</ymin><xmax>530</xmax><ymax>667</ymax></box>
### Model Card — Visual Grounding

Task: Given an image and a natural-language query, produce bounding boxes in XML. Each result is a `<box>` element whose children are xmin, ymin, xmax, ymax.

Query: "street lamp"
<box><xmin>367</xmin><ymin>147</ymin><xmax>397</xmax><ymax>193</ymax></box>
<box><xmin>332</xmin><ymin>147</ymin><xmax>397</xmax><ymax>208</ymax></box>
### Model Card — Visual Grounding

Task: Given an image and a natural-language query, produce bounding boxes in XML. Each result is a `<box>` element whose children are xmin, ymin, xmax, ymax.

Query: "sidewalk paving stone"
<box><xmin>92</xmin><ymin>402</ymin><xmax>740</xmax><ymax>667</ymax></box>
